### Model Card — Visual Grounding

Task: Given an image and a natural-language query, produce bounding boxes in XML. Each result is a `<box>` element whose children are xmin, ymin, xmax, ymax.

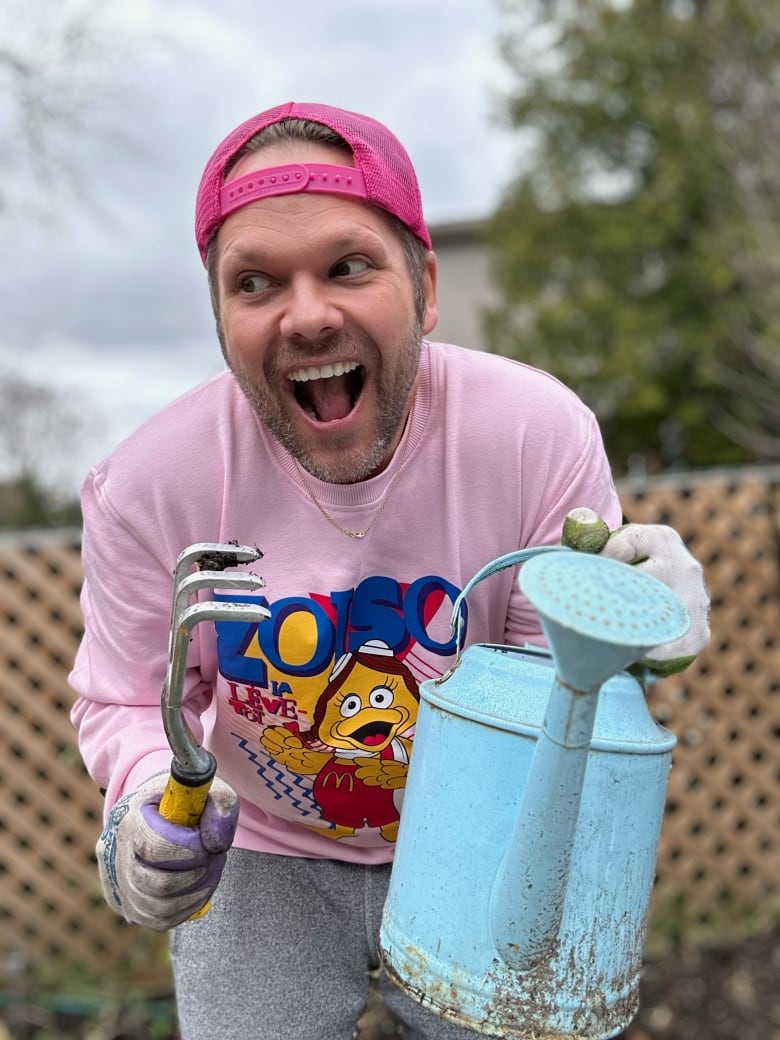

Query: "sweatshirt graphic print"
<box><xmin>213</xmin><ymin>568</ymin><xmax>460</xmax><ymax>843</ymax></box>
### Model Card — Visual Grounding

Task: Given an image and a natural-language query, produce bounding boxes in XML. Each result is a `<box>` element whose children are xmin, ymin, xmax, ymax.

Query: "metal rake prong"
<box><xmin>170</xmin><ymin>570</ymin><xmax>266</xmax><ymax>651</ymax></box>
<box><xmin>171</xmin><ymin>542</ymin><xmax>263</xmax><ymax>602</ymax></box>
<box><xmin>167</xmin><ymin>542</ymin><xmax>264</xmax><ymax>660</ymax></box>
<box><xmin>162</xmin><ymin>598</ymin><xmax>271</xmax><ymax>775</ymax></box>
<box><xmin>162</xmin><ymin>542</ymin><xmax>268</xmax><ymax>777</ymax></box>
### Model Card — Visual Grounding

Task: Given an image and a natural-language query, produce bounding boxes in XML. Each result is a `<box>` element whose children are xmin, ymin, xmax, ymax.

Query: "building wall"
<box><xmin>429</xmin><ymin>220</ymin><xmax>496</xmax><ymax>351</ymax></box>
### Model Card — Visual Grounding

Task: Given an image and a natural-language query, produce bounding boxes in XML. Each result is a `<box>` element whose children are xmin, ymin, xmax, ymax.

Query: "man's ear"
<box><xmin>420</xmin><ymin>251</ymin><xmax>438</xmax><ymax>335</ymax></box>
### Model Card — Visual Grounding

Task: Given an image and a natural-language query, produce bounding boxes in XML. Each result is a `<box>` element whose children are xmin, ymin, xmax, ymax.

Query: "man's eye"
<box><xmin>238</xmin><ymin>273</ymin><xmax>271</xmax><ymax>294</ymax></box>
<box><xmin>330</xmin><ymin>257</ymin><xmax>370</xmax><ymax>278</ymax></box>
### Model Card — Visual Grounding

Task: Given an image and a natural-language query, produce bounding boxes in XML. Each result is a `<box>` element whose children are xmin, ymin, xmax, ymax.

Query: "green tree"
<box><xmin>487</xmin><ymin>0</ymin><xmax>780</xmax><ymax>474</ymax></box>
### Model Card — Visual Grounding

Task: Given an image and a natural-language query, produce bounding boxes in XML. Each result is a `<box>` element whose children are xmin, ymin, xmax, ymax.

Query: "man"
<box><xmin>70</xmin><ymin>102</ymin><xmax>709</xmax><ymax>1040</ymax></box>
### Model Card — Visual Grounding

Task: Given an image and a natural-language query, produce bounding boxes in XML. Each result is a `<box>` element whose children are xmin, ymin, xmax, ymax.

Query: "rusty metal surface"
<box><xmin>382</xmin><ymin>933</ymin><xmax>641</xmax><ymax>1040</ymax></box>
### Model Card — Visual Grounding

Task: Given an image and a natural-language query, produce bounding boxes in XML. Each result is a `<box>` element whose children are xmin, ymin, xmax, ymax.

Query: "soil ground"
<box><xmin>2</xmin><ymin>925</ymin><xmax>778</xmax><ymax>1039</ymax></box>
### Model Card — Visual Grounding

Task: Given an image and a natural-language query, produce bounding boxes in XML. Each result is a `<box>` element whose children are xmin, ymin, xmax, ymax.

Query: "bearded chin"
<box><xmin>227</xmin><ymin>328</ymin><xmax>421</xmax><ymax>485</ymax></box>
<box><xmin>240</xmin><ymin>381</ymin><xmax>395</xmax><ymax>483</ymax></box>
<box><xmin>295</xmin><ymin>432</ymin><xmax>394</xmax><ymax>484</ymax></box>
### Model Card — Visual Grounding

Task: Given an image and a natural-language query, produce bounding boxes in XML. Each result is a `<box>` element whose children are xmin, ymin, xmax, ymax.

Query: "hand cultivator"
<box><xmin>159</xmin><ymin>542</ymin><xmax>270</xmax><ymax>831</ymax></box>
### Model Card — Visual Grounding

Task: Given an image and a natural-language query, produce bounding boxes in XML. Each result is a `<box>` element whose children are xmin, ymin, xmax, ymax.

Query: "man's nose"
<box><xmin>279</xmin><ymin>275</ymin><xmax>344</xmax><ymax>341</ymax></box>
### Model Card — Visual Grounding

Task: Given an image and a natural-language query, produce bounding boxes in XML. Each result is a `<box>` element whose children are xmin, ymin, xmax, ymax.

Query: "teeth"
<box><xmin>289</xmin><ymin>361</ymin><xmax>359</xmax><ymax>383</ymax></box>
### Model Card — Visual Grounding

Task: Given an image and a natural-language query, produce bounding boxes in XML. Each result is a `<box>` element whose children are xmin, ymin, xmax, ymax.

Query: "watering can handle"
<box><xmin>448</xmin><ymin>545</ymin><xmax>571</xmax><ymax>670</ymax></box>
<box><xmin>448</xmin><ymin>512</ymin><xmax>613</xmax><ymax>671</ymax></box>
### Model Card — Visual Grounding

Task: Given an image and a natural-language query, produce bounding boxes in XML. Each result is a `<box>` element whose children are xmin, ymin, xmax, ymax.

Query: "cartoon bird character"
<box><xmin>260</xmin><ymin>640</ymin><xmax>420</xmax><ymax>841</ymax></box>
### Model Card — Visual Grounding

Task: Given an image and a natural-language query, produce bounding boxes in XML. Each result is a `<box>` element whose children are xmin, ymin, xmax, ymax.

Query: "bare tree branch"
<box><xmin>0</xmin><ymin>368</ymin><xmax>88</xmax><ymax>491</ymax></box>
<box><xmin>0</xmin><ymin>0</ymin><xmax>164</xmax><ymax>218</ymax></box>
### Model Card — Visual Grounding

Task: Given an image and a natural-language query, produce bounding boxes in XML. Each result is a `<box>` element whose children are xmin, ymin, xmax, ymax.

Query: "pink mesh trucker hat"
<box><xmin>195</xmin><ymin>101</ymin><xmax>432</xmax><ymax>264</ymax></box>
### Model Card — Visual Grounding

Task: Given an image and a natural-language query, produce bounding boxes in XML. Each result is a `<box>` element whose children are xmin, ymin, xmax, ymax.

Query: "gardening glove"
<box><xmin>563</xmin><ymin>507</ymin><xmax>710</xmax><ymax>676</ymax></box>
<box><xmin>96</xmin><ymin>773</ymin><xmax>239</xmax><ymax>932</ymax></box>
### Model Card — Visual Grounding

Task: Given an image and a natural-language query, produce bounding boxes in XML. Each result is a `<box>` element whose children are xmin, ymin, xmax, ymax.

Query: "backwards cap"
<box><xmin>195</xmin><ymin>101</ymin><xmax>431</xmax><ymax>264</ymax></box>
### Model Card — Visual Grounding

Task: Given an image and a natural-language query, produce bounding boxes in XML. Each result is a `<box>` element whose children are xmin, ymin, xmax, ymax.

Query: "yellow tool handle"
<box><xmin>158</xmin><ymin>763</ymin><xmax>215</xmax><ymax>919</ymax></box>
<box><xmin>159</xmin><ymin>772</ymin><xmax>213</xmax><ymax>828</ymax></box>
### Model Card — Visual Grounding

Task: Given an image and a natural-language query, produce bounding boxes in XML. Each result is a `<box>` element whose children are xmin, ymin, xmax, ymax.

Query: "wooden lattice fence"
<box><xmin>1</xmin><ymin>465</ymin><xmax>779</xmax><ymax>984</ymax></box>
<box><xmin>0</xmin><ymin>530</ymin><xmax>147</xmax><ymax>983</ymax></box>
<box><xmin>619</xmin><ymin>466</ymin><xmax>780</xmax><ymax>945</ymax></box>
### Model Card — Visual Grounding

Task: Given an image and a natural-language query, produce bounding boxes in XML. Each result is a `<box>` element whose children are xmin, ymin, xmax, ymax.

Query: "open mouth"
<box><xmin>351</xmin><ymin>720</ymin><xmax>392</xmax><ymax>747</ymax></box>
<box><xmin>289</xmin><ymin>361</ymin><xmax>365</xmax><ymax>423</ymax></box>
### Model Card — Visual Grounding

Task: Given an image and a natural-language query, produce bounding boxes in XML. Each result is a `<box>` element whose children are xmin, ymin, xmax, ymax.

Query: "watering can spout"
<box><xmin>490</xmin><ymin>552</ymin><xmax>689</xmax><ymax>971</ymax></box>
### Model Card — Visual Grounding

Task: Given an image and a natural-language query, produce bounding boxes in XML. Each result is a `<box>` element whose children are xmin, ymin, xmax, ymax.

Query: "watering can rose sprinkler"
<box><xmin>379</xmin><ymin>517</ymin><xmax>692</xmax><ymax>1039</ymax></box>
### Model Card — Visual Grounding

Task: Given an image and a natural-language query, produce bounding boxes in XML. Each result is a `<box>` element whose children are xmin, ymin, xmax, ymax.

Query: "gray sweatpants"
<box><xmin>171</xmin><ymin>847</ymin><xmax>479</xmax><ymax>1040</ymax></box>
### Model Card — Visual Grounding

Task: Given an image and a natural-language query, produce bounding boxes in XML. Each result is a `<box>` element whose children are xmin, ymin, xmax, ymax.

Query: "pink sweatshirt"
<box><xmin>70</xmin><ymin>341</ymin><xmax>622</xmax><ymax>863</ymax></box>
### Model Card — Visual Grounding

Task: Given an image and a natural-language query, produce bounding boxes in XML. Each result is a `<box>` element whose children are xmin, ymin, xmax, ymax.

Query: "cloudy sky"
<box><xmin>1</xmin><ymin>0</ymin><xmax>523</xmax><ymax>494</ymax></box>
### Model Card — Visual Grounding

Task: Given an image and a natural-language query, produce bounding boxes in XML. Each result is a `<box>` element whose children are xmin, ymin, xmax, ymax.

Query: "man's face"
<box><xmin>213</xmin><ymin>142</ymin><xmax>438</xmax><ymax>484</ymax></box>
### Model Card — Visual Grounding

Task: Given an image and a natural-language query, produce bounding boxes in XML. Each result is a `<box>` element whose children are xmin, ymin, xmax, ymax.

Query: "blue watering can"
<box><xmin>380</xmin><ymin>547</ymin><xmax>690</xmax><ymax>1039</ymax></box>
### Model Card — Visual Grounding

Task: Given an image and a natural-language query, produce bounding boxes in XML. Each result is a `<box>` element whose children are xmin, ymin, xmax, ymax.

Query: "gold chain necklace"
<box><xmin>292</xmin><ymin>402</ymin><xmax>416</xmax><ymax>540</ymax></box>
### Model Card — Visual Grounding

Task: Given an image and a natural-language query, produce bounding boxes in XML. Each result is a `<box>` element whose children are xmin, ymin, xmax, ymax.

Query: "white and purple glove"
<box><xmin>564</xmin><ymin>507</ymin><xmax>711</xmax><ymax>675</ymax></box>
<box><xmin>96</xmin><ymin>773</ymin><xmax>239</xmax><ymax>932</ymax></box>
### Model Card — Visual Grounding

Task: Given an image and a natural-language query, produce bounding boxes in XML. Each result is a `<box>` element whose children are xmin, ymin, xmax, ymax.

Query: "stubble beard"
<box><xmin>222</xmin><ymin>323</ymin><xmax>423</xmax><ymax>484</ymax></box>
